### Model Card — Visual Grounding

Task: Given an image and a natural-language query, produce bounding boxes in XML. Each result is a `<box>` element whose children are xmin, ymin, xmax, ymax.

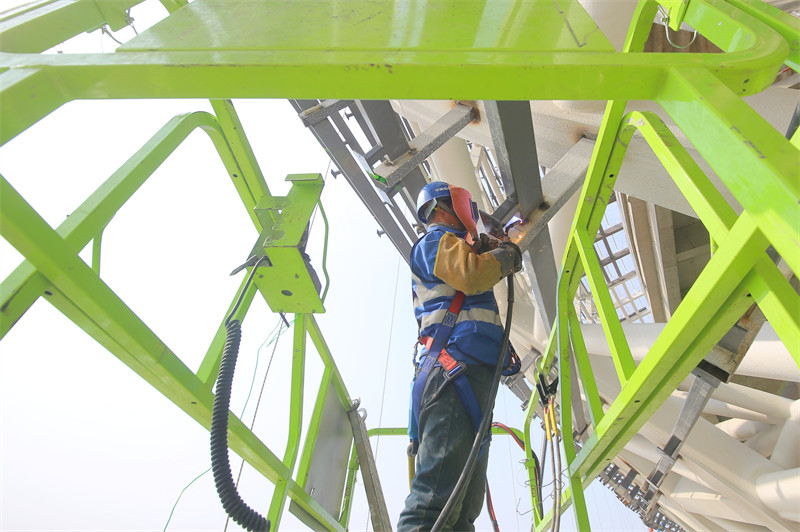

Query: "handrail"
<box><xmin>0</xmin><ymin>0</ymin><xmax>792</xmax><ymax>145</ymax></box>
<box><xmin>522</xmin><ymin>1</ymin><xmax>799</xmax><ymax>529</ymax></box>
<box><xmin>0</xmin><ymin>111</ymin><xmax>255</xmax><ymax>340</ymax></box>
<box><xmin>0</xmin><ymin>106</ymin><xmax>349</xmax><ymax>531</ymax></box>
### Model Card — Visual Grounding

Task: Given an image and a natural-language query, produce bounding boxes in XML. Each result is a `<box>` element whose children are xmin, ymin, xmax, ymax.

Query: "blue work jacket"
<box><xmin>410</xmin><ymin>224</ymin><xmax>504</xmax><ymax>366</ymax></box>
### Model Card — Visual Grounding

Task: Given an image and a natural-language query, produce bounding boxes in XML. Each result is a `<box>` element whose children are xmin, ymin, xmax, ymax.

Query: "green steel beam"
<box><xmin>659</xmin><ymin>67</ymin><xmax>800</xmax><ymax>278</ymax></box>
<box><xmin>557</xmin><ymin>289</ymin><xmax>590</xmax><ymax>531</ymax></box>
<box><xmin>574</xmin><ymin>229</ymin><xmax>636</xmax><ymax>385</ymax></box>
<box><xmin>0</xmin><ymin>0</ymin><xmax>790</xmax><ymax>145</ymax></box>
<box><xmin>571</xmin><ymin>213</ymin><xmax>771</xmax><ymax>480</ymax></box>
<box><xmin>306</xmin><ymin>315</ymin><xmax>353</xmax><ymax>409</ymax></box>
<box><xmin>0</xmin><ymin>0</ymin><xmax>145</xmax><ymax>53</ymax></box>
<box><xmin>0</xmin><ymin>111</ymin><xmax>262</xmax><ymax>340</ymax></box>
<box><xmin>208</xmin><ymin>100</ymin><xmax>272</xmax><ymax>216</ymax></box>
<box><xmin>0</xmin><ymin>171</ymin><xmax>291</xmax><ymax>484</ymax></box>
<box><xmin>267</xmin><ymin>314</ymin><xmax>308</xmax><ymax>529</ymax></box>
<box><xmin>339</xmin><ymin>443</ymin><xmax>360</xmax><ymax>529</ymax></box>
<box><xmin>726</xmin><ymin>0</ymin><xmax>800</xmax><ymax>70</ymax></box>
<box><xmin>567</xmin><ymin>309</ymin><xmax>603</xmax><ymax>427</ymax></box>
<box><xmin>295</xmin><ymin>367</ymin><xmax>334</xmax><ymax>492</ymax></box>
<box><xmin>90</xmin><ymin>229</ymin><xmax>104</xmax><ymax>275</ymax></box>
<box><xmin>158</xmin><ymin>0</ymin><xmax>188</xmax><ymax>14</ymax></box>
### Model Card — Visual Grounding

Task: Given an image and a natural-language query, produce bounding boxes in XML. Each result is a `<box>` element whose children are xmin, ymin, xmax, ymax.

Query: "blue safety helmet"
<box><xmin>416</xmin><ymin>181</ymin><xmax>480</xmax><ymax>239</ymax></box>
<box><xmin>416</xmin><ymin>181</ymin><xmax>452</xmax><ymax>224</ymax></box>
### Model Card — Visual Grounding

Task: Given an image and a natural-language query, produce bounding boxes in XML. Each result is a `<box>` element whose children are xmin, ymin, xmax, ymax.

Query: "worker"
<box><xmin>397</xmin><ymin>181</ymin><xmax>522</xmax><ymax>531</ymax></box>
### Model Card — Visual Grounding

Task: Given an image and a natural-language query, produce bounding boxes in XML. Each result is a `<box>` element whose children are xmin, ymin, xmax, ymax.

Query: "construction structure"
<box><xmin>1</xmin><ymin>0</ymin><xmax>798</xmax><ymax>530</ymax></box>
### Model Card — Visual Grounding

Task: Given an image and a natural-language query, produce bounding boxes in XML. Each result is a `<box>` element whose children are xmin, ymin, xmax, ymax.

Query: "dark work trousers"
<box><xmin>397</xmin><ymin>364</ymin><xmax>495</xmax><ymax>532</ymax></box>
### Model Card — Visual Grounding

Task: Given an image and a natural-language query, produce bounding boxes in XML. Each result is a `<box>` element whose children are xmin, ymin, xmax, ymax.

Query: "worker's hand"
<box><xmin>473</xmin><ymin>233</ymin><xmax>502</xmax><ymax>253</ymax></box>
<box><xmin>500</xmin><ymin>241</ymin><xmax>523</xmax><ymax>273</ymax></box>
<box><xmin>488</xmin><ymin>241</ymin><xmax>522</xmax><ymax>277</ymax></box>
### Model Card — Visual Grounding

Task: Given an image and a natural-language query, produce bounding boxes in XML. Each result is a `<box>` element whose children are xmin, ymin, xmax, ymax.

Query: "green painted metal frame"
<box><xmin>520</xmin><ymin>2</ymin><xmax>800</xmax><ymax>529</ymax></box>
<box><xmin>0</xmin><ymin>102</ymin><xmax>356</xmax><ymax>530</ymax></box>
<box><xmin>2</xmin><ymin>0</ymin><xmax>799</xmax><ymax>530</ymax></box>
<box><xmin>340</xmin><ymin>426</ymin><xmax>527</xmax><ymax>528</ymax></box>
<box><xmin>0</xmin><ymin>0</ymin><xmax>796</xmax><ymax>145</ymax></box>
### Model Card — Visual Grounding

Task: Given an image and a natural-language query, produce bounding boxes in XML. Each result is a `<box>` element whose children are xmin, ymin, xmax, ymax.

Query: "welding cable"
<box><xmin>554</xmin><ymin>402</ymin><xmax>564</xmax><ymax>532</ymax></box>
<box><xmin>491</xmin><ymin>422</ymin><xmax>525</xmax><ymax>450</ymax></box>
<box><xmin>486</xmin><ymin>481</ymin><xmax>500</xmax><ymax>532</ymax></box>
<box><xmin>210</xmin><ymin>257</ymin><xmax>271</xmax><ymax>532</ymax></box>
<box><xmin>431</xmin><ymin>274</ymin><xmax>515</xmax><ymax>532</ymax></box>
<box><xmin>549</xmin><ymin>398</ymin><xmax>563</xmax><ymax>532</ymax></box>
<box><xmin>539</xmin><ymin>427</ymin><xmax>548</xmax><ymax>480</ymax></box>
<box><xmin>544</xmin><ymin>402</ymin><xmax>558</xmax><ymax>532</ymax></box>
<box><xmin>492</xmin><ymin>421</ymin><xmax>543</xmax><ymax>519</ymax></box>
<box><xmin>537</xmin><ymin>428</ymin><xmax>548</xmax><ymax>521</ymax></box>
<box><xmin>786</xmin><ymin>100</ymin><xmax>800</xmax><ymax>141</ymax></box>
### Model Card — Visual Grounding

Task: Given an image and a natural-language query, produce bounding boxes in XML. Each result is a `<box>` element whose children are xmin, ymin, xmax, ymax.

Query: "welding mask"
<box><xmin>416</xmin><ymin>182</ymin><xmax>479</xmax><ymax>239</ymax></box>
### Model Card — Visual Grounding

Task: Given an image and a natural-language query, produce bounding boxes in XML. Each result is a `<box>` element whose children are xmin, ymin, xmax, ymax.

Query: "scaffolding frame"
<box><xmin>1</xmin><ymin>0</ymin><xmax>799</xmax><ymax>530</ymax></box>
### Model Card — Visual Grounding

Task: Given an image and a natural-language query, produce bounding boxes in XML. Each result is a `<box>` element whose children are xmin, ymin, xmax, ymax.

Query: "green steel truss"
<box><xmin>1</xmin><ymin>0</ymin><xmax>798</xmax><ymax>530</ymax></box>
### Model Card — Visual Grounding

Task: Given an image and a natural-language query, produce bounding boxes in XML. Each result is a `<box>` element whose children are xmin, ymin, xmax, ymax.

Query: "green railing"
<box><xmin>1</xmin><ymin>0</ymin><xmax>799</xmax><ymax>530</ymax></box>
<box><xmin>0</xmin><ymin>100</ymin><xmax>357</xmax><ymax>530</ymax></box>
<box><xmin>522</xmin><ymin>1</ymin><xmax>800</xmax><ymax>529</ymax></box>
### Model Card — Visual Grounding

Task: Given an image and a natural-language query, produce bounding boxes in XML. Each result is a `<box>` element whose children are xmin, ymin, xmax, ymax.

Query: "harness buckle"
<box><xmin>444</xmin><ymin>361</ymin><xmax>466</xmax><ymax>381</ymax></box>
<box><xmin>440</xmin><ymin>350</ymin><xmax>466</xmax><ymax>381</ymax></box>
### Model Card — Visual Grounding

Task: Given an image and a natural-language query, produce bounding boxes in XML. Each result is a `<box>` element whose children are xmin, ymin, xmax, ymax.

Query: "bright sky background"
<box><xmin>0</xmin><ymin>2</ymin><xmax>647</xmax><ymax>531</ymax></box>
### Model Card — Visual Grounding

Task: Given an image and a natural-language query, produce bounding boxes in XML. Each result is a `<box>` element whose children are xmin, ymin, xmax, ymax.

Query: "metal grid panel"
<box><xmin>575</xmin><ymin>194</ymin><xmax>654</xmax><ymax>326</ymax></box>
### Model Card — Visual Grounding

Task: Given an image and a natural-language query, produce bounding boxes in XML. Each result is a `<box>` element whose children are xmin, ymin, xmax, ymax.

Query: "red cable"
<box><xmin>486</xmin><ymin>481</ymin><xmax>500</xmax><ymax>532</ymax></box>
<box><xmin>492</xmin><ymin>421</ymin><xmax>525</xmax><ymax>450</ymax></box>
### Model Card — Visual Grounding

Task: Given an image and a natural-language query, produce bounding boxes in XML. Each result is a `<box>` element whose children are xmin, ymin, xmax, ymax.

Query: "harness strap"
<box><xmin>410</xmin><ymin>291</ymin><xmax>488</xmax><ymax>449</ymax></box>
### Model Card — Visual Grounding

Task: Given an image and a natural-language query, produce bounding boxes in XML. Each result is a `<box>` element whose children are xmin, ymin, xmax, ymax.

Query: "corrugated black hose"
<box><xmin>210</xmin><ymin>256</ymin><xmax>270</xmax><ymax>532</ymax></box>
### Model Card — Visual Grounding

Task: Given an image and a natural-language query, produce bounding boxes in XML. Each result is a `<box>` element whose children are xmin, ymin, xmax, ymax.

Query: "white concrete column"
<box><xmin>711</xmin><ymin>381</ymin><xmax>794</xmax><ymax>422</ymax></box>
<box><xmin>745</xmin><ymin>425</ymin><xmax>782</xmax><ymax>458</ymax></box>
<box><xmin>426</xmin><ymin>136</ymin><xmax>488</xmax><ymax>211</ymax></box>
<box><xmin>771</xmin><ymin>400</ymin><xmax>800</xmax><ymax>469</ymax></box>
<box><xmin>716</xmin><ymin>418</ymin><xmax>768</xmax><ymax>441</ymax></box>
<box><xmin>590</xmin><ymin>356</ymin><xmax>797</xmax><ymax>532</ymax></box>
<box><xmin>547</xmin><ymin>188</ymin><xmax>580</xmax><ymax>268</ymax></box>
<box><xmin>580</xmin><ymin>322</ymin><xmax>800</xmax><ymax>382</ymax></box>
<box><xmin>755</xmin><ymin>468</ymin><xmax>800</xmax><ymax>523</ymax></box>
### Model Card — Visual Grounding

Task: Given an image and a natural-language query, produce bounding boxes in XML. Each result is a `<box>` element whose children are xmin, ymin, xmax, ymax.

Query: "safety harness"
<box><xmin>409</xmin><ymin>290</ymin><xmax>487</xmax><ymax>452</ymax></box>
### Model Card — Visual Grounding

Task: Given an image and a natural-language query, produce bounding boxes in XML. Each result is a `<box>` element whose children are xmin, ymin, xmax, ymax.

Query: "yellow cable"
<box><xmin>408</xmin><ymin>454</ymin><xmax>415</xmax><ymax>492</ymax></box>
<box><xmin>544</xmin><ymin>406</ymin><xmax>553</xmax><ymax>442</ymax></box>
<box><xmin>549</xmin><ymin>403</ymin><xmax>559</xmax><ymax>438</ymax></box>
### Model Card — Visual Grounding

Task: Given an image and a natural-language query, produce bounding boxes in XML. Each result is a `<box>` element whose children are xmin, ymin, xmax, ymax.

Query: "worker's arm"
<box><xmin>433</xmin><ymin>232</ymin><xmax>521</xmax><ymax>295</ymax></box>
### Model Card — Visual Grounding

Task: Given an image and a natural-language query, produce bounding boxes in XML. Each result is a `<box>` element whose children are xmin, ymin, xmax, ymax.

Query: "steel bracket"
<box><xmin>373</xmin><ymin>104</ymin><xmax>477</xmax><ymax>189</ymax></box>
<box><xmin>247</xmin><ymin>173</ymin><xmax>325</xmax><ymax>314</ymax></box>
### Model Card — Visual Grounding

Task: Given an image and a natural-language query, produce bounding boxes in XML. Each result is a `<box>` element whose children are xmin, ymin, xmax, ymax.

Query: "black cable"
<box><xmin>539</xmin><ymin>422</ymin><xmax>548</xmax><ymax>519</ymax></box>
<box><xmin>786</xmin><ymin>100</ymin><xmax>800</xmax><ymax>140</ymax></box>
<box><xmin>210</xmin><ymin>257</ymin><xmax>271</xmax><ymax>532</ymax></box>
<box><xmin>431</xmin><ymin>274</ymin><xmax>515</xmax><ymax>532</ymax></box>
<box><xmin>491</xmin><ymin>421</ymin><xmax>544</xmax><ymax>521</ymax></box>
<box><xmin>486</xmin><ymin>480</ymin><xmax>500</xmax><ymax>532</ymax></box>
<box><xmin>210</xmin><ymin>320</ymin><xmax>270</xmax><ymax>532</ymax></box>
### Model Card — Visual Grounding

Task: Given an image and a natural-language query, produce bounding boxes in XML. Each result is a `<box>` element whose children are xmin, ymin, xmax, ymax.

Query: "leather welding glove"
<box><xmin>487</xmin><ymin>241</ymin><xmax>522</xmax><ymax>277</ymax></box>
<box><xmin>474</xmin><ymin>233</ymin><xmax>501</xmax><ymax>253</ymax></box>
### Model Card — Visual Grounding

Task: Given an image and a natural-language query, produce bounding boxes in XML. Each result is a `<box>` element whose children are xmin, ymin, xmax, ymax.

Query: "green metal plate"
<box><xmin>118</xmin><ymin>0</ymin><xmax>614</xmax><ymax>54</ymax></box>
<box><xmin>254</xmin><ymin>248</ymin><xmax>325</xmax><ymax>314</ymax></box>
